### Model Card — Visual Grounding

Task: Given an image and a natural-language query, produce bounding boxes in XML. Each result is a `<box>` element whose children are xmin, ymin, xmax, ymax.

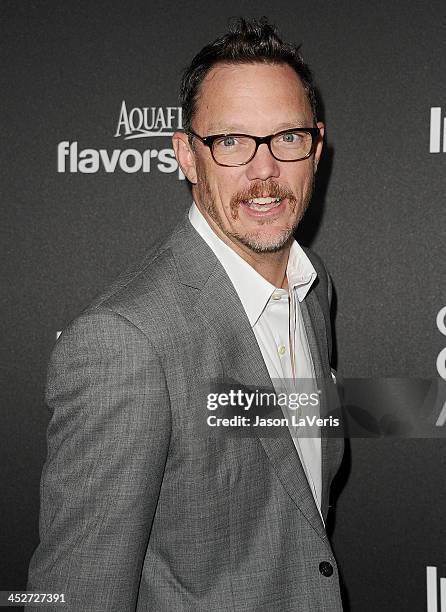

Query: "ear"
<box><xmin>172</xmin><ymin>132</ymin><xmax>198</xmax><ymax>183</ymax></box>
<box><xmin>313</xmin><ymin>121</ymin><xmax>325</xmax><ymax>173</ymax></box>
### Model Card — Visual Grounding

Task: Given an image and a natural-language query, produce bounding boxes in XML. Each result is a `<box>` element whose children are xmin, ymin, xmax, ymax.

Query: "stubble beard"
<box><xmin>195</xmin><ymin>166</ymin><xmax>314</xmax><ymax>254</ymax></box>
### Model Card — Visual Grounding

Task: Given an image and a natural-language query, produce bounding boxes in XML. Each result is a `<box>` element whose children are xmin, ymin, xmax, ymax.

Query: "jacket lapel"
<box><xmin>301</xmin><ymin>288</ymin><xmax>344</xmax><ymax>522</ymax></box>
<box><xmin>300</xmin><ymin>292</ymin><xmax>331</xmax><ymax>522</ymax></box>
<box><xmin>170</xmin><ymin>214</ymin><xmax>328</xmax><ymax>540</ymax></box>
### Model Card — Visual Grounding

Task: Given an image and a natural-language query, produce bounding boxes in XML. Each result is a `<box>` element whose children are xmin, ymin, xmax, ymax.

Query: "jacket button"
<box><xmin>319</xmin><ymin>561</ymin><xmax>334</xmax><ymax>577</ymax></box>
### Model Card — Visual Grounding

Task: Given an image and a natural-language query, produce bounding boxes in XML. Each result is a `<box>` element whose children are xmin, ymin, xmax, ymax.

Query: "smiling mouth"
<box><xmin>243</xmin><ymin>196</ymin><xmax>283</xmax><ymax>212</ymax></box>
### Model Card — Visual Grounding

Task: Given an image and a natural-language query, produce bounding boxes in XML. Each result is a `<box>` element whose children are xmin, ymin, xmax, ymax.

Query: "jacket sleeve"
<box><xmin>27</xmin><ymin>308</ymin><xmax>171</xmax><ymax>611</ymax></box>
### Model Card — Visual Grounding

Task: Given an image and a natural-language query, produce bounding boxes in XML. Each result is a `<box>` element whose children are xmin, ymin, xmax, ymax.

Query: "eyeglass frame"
<box><xmin>186</xmin><ymin>126</ymin><xmax>320</xmax><ymax>167</ymax></box>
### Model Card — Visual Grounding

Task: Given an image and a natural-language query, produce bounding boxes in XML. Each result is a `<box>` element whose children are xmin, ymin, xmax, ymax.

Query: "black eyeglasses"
<box><xmin>187</xmin><ymin>127</ymin><xmax>320</xmax><ymax>167</ymax></box>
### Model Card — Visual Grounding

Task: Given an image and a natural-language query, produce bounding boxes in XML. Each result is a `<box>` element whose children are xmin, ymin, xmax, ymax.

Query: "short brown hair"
<box><xmin>179</xmin><ymin>17</ymin><xmax>317</xmax><ymax>133</ymax></box>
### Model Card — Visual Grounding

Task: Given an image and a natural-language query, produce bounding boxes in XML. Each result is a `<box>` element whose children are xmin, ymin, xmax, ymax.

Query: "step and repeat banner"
<box><xmin>2</xmin><ymin>1</ymin><xmax>445</xmax><ymax>610</ymax></box>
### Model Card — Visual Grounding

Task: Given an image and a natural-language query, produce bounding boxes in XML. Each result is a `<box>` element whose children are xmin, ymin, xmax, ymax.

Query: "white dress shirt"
<box><xmin>189</xmin><ymin>203</ymin><xmax>323</xmax><ymax>518</ymax></box>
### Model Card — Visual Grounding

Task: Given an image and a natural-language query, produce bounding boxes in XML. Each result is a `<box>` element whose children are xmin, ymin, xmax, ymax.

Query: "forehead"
<box><xmin>194</xmin><ymin>62</ymin><xmax>312</xmax><ymax>133</ymax></box>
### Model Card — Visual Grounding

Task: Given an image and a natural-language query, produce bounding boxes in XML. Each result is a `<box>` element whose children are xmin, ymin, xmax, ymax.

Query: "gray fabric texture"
<box><xmin>28</xmin><ymin>212</ymin><xmax>344</xmax><ymax>611</ymax></box>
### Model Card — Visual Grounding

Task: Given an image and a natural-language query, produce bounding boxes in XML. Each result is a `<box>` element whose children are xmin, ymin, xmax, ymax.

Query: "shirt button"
<box><xmin>278</xmin><ymin>345</ymin><xmax>286</xmax><ymax>355</ymax></box>
<box><xmin>319</xmin><ymin>561</ymin><xmax>334</xmax><ymax>577</ymax></box>
<box><xmin>271</xmin><ymin>291</ymin><xmax>281</xmax><ymax>300</ymax></box>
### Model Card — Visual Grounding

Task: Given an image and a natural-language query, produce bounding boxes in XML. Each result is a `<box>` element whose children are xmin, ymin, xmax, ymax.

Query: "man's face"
<box><xmin>175</xmin><ymin>62</ymin><xmax>324</xmax><ymax>257</ymax></box>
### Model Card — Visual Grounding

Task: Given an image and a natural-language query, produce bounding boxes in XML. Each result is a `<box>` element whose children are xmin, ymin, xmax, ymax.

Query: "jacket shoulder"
<box><xmin>301</xmin><ymin>247</ymin><xmax>329</xmax><ymax>283</ymax></box>
<box><xmin>301</xmin><ymin>246</ymin><xmax>332</xmax><ymax>307</ymax></box>
<box><xmin>91</xmin><ymin>242</ymin><xmax>175</xmax><ymax>309</ymax></box>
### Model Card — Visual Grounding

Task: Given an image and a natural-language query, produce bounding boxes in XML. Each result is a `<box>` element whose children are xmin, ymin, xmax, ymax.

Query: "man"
<box><xmin>28</xmin><ymin>18</ymin><xmax>344</xmax><ymax>611</ymax></box>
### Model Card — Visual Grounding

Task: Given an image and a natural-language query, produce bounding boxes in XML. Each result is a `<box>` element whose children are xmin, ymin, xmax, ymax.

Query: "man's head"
<box><xmin>173</xmin><ymin>18</ymin><xmax>324</xmax><ymax>259</ymax></box>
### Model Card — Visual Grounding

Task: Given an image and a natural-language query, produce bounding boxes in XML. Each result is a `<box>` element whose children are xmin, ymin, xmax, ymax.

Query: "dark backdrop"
<box><xmin>2</xmin><ymin>2</ymin><xmax>445</xmax><ymax>610</ymax></box>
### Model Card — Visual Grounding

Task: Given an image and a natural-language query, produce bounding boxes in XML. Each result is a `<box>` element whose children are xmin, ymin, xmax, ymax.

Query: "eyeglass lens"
<box><xmin>212</xmin><ymin>131</ymin><xmax>313</xmax><ymax>165</ymax></box>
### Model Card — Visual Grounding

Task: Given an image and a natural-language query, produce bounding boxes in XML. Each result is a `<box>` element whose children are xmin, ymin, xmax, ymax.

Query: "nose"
<box><xmin>245</xmin><ymin>142</ymin><xmax>280</xmax><ymax>181</ymax></box>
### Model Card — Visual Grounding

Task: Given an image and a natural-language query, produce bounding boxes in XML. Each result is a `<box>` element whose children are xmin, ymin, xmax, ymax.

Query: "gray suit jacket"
<box><xmin>28</xmin><ymin>213</ymin><xmax>344</xmax><ymax>611</ymax></box>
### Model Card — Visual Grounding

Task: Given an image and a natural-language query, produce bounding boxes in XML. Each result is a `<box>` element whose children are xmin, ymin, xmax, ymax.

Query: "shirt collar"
<box><xmin>188</xmin><ymin>202</ymin><xmax>317</xmax><ymax>326</ymax></box>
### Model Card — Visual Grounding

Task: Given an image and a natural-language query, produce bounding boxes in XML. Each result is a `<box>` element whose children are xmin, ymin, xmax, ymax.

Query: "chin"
<box><xmin>236</xmin><ymin>229</ymin><xmax>295</xmax><ymax>253</ymax></box>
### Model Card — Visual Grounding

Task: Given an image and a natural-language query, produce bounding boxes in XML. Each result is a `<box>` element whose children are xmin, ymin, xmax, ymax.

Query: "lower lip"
<box><xmin>240</xmin><ymin>199</ymin><xmax>287</xmax><ymax>218</ymax></box>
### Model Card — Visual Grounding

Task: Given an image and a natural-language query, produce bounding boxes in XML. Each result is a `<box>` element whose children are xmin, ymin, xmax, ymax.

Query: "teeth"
<box><xmin>246</xmin><ymin>198</ymin><xmax>282</xmax><ymax>212</ymax></box>
<box><xmin>248</xmin><ymin>197</ymin><xmax>281</xmax><ymax>204</ymax></box>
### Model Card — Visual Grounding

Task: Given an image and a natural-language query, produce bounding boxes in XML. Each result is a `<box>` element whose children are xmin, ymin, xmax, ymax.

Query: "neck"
<box><xmin>239</xmin><ymin>245</ymin><xmax>291</xmax><ymax>289</ymax></box>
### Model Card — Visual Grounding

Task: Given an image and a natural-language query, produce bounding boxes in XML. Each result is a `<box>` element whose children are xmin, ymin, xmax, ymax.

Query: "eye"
<box><xmin>221</xmin><ymin>136</ymin><xmax>237</xmax><ymax>147</ymax></box>
<box><xmin>281</xmin><ymin>132</ymin><xmax>302</xmax><ymax>143</ymax></box>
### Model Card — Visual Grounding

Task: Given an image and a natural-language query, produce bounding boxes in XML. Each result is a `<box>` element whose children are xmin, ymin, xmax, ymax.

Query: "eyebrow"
<box><xmin>204</xmin><ymin>121</ymin><xmax>311</xmax><ymax>134</ymax></box>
